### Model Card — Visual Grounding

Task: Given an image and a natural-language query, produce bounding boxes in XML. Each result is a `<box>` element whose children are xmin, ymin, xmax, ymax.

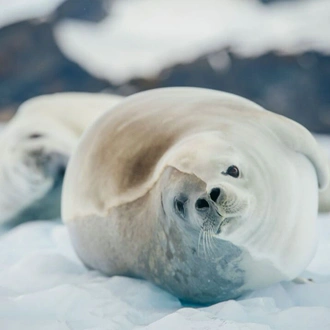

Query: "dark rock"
<box><xmin>0</xmin><ymin>20</ymin><xmax>110</xmax><ymax>115</ymax></box>
<box><xmin>128</xmin><ymin>51</ymin><xmax>330</xmax><ymax>133</ymax></box>
<box><xmin>54</xmin><ymin>0</ymin><xmax>109</xmax><ymax>22</ymax></box>
<box><xmin>0</xmin><ymin>0</ymin><xmax>111</xmax><ymax>117</ymax></box>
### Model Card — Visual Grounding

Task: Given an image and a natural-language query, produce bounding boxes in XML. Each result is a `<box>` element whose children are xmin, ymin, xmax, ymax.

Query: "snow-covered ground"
<box><xmin>0</xmin><ymin>137</ymin><xmax>330</xmax><ymax>329</ymax></box>
<box><xmin>54</xmin><ymin>0</ymin><xmax>330</xmax><ymax>83</ymax></box>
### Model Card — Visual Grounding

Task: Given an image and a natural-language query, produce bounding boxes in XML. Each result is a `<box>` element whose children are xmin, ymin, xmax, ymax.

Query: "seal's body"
<box><xmin>62</xmin><ymin>88</ymin><xmax>328</xmax><ymax>304</ymax></box>
<box><xmin>0</xmin><ymin>92</ymin><xmax>122</xmax><ymax>226</ymax></box>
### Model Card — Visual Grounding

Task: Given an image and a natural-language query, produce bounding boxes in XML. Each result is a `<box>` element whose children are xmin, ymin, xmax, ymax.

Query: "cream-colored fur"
<box><xmin>62</xmin><ymin>88</ymin><xmax>328</xmax><ymax>303</ymax></box>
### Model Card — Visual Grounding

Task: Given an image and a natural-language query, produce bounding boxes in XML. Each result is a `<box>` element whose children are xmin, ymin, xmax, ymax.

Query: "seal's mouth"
<box><xmin>215</xmin><ymin>221</ymin><xmax>222</xmax><ymax>235</ymax></box>
<box><xmin>214</xmin><ymin>216</ymin><xmax>232</xmax><ymax>235</ymax></box>
<box><xmin>197</xmin><ymin>207</ymin><xmax>241</xmax><ymax>259</ymax></box>
<box><xmin>202</xmin><ymin>210</ymin><xmax>224</xmax><ymax>235</ymax></box>
<box><xmin>195</xmin><ymin>193</ymin><xmax>224</xmax><ymax>232</ymax></box>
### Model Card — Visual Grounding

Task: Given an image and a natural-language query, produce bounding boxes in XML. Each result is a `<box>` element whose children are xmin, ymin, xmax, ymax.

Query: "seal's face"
<box><xmin>171</xmin><ymin>166</ymin><xmax>251</xmax><ymax>229</ymax></box>
<box><xmin>162</xmin><ymin>163</ymin><xmax>253</xmax><ymax>258</ymax></box>
<box><xmin>161</xmin><ymin>133</ymin><xmax>257</xmax><ymax>248</ymax></box>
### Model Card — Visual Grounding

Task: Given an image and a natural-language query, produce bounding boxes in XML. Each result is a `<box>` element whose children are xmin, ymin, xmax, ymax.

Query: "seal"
<box><xmin>62</xmin><ymin>87</ymin><xmax>329</xmax><ymax>304</ymax></box>
<box><xmin>0</xmin><ymin>92</ymin><xmax>123</xmax><ymax>226</ymax></box>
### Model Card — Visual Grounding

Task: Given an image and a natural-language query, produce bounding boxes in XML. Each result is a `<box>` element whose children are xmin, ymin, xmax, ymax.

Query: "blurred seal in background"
<box><xmin>0</xmin><ymin>92</ymin><xmax>123</xmax><ymax>226</ymax></box>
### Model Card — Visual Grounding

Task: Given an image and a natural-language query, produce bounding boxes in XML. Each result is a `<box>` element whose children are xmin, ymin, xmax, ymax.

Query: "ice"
<box><xmin>143</xmin><ymin>307</ymin><xmax>272</xmax><ymax>329</ymax></box>
<box><xmin>54</xmin><ymin>0</ymin><xmax>330</xmax><ymax>83</ymax></box>
<box><xmin>0</xmin><ymin>0</ymin><xmax>65</xmax><ymax>29</ymax></box>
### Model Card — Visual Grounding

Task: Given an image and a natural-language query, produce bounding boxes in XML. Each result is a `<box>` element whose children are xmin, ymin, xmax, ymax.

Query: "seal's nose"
<box><xmin>195</xmin><ymin>198</ymin><xmax>210</xmax><ymax>211</ymax></box>
<box><xmin>210</xmin><ymin>187</ymin><xmax>221</xmax><ymax>203</ymax></box>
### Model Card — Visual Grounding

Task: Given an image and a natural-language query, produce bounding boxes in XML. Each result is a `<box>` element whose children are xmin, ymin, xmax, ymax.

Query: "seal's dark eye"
<box><xmin>28</xmin><ymin>133</ymin><xmax>43</xmax><ymax>139</ymax></box>
<box><xmin>226</xmin><ymin>165</ymin><xmax>239</xmax><ymax>178</ymax></box>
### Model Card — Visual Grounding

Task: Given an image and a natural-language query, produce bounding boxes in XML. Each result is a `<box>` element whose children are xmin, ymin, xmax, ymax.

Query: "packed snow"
<box><xmin>0</xmin><ymin>0</ymin><xmax>65</xmax><ymax>29</ymax></box>
<box><xmin>0</xmin><ymin>137</ymin><xmax>330</xmax><ymax>329</ymax></box>
<box><xmin>54</xmin><ymin>0</ymin><xmax>330</xmax><ymax>83</ymax></box>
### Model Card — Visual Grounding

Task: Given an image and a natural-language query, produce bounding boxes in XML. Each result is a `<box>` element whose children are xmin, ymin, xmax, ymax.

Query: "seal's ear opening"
<box><xmin>261</xmin><ymin>113</ymin><xmax>329</xmax><ymax>191</ymax></box>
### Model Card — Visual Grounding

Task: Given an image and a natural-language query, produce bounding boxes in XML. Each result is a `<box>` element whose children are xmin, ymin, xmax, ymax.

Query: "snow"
<box><xmin>0</xmin><ymin>0</ymin><xmax>65</xmax><ymax>29</ymax></box>
<box><xmin>54</xmin><ymin>0</ymin><xmax>330</xmax><ymax>84</ymax></box>
<box><xmin>1</xmin><ymin>136</ymin><xmax>330</xmax><ymax>329</ymax></box>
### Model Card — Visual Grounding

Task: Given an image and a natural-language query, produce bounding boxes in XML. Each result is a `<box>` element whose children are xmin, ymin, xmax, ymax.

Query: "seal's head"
<box><xmin>159</xmin><ymin>119</ymin><xmax>328</xmax><ymax>278</ymax></box>
<box><xmin>161</xmin><ymin>133</ymin><xmax>254</xmax><ymax>248</ymax></box>
<box><xmin>151</xmin><ymin>122</ymin><xmax>328</xmax><ymax>303</ymax></box>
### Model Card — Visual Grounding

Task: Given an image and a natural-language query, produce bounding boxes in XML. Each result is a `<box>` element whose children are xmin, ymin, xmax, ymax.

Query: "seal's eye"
<box><xmin>28</xmin><ymin>133</ymin><xmax>43</xmax><ymax>139</ymax></box>
<box><xmin>226</xmin><ymin>165</ymin><xmax>239</xmax><ymax>178</ymax></box>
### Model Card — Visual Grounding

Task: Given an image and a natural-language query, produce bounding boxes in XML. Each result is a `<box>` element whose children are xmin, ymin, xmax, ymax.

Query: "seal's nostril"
<box><xmin>195</xmin><ymin>198</ymin><xmax>210</xmax><ymax>210</ymax></box>
<box><xmin>210</xmin><ymin>188</ymin><xmax>221</xmax><ymax>202</ymax></box>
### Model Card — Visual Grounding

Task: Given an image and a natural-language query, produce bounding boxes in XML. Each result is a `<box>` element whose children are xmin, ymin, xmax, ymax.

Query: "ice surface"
<box><xmin>0</xmin><ymin>0</ymin><xmax>65</xmax><ymax>29</ymax></box>
<box><xmin>54</xmin><ymin>0</ymin><xmax>330</xmax><ymax>83</ymax></box>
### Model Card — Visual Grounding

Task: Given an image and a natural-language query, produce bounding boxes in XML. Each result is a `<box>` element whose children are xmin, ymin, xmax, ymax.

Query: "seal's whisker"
<box><xmin>205</xmin><ymin>229</ymin><xmax>211</xmax><ymax>252</ymax></box>
<box><xmin>197</xmin><ymin>229</ymin><xmax>214</xmax><ymax>259</ymax></box>
<box><xmin>208</xmin><ymin>229</ymin><xmax>216</xmax><ymax>252</ymax></box>
<box><xmin>203</xmin><ymin>231</ymin><xmax>207</xmax><ymax>258</ymax></box>
<box><xmin>197</xmin><ymin>228</ymin><xmax>204</xmax><ymax>258</ymax></box>
<box><xmin>207</xmin><ymin>229</ymin><xmax>217</xmax><ymax>259</ymax></box>
<box><xmin>207</xmin><ymin>230</ymin><xmax>214</xmax><ymax>258</ymax></box>
<box><xmin>205</xmin><ymin>230</ymin><xmax>211</xmax><ymax>258</ymax></box>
